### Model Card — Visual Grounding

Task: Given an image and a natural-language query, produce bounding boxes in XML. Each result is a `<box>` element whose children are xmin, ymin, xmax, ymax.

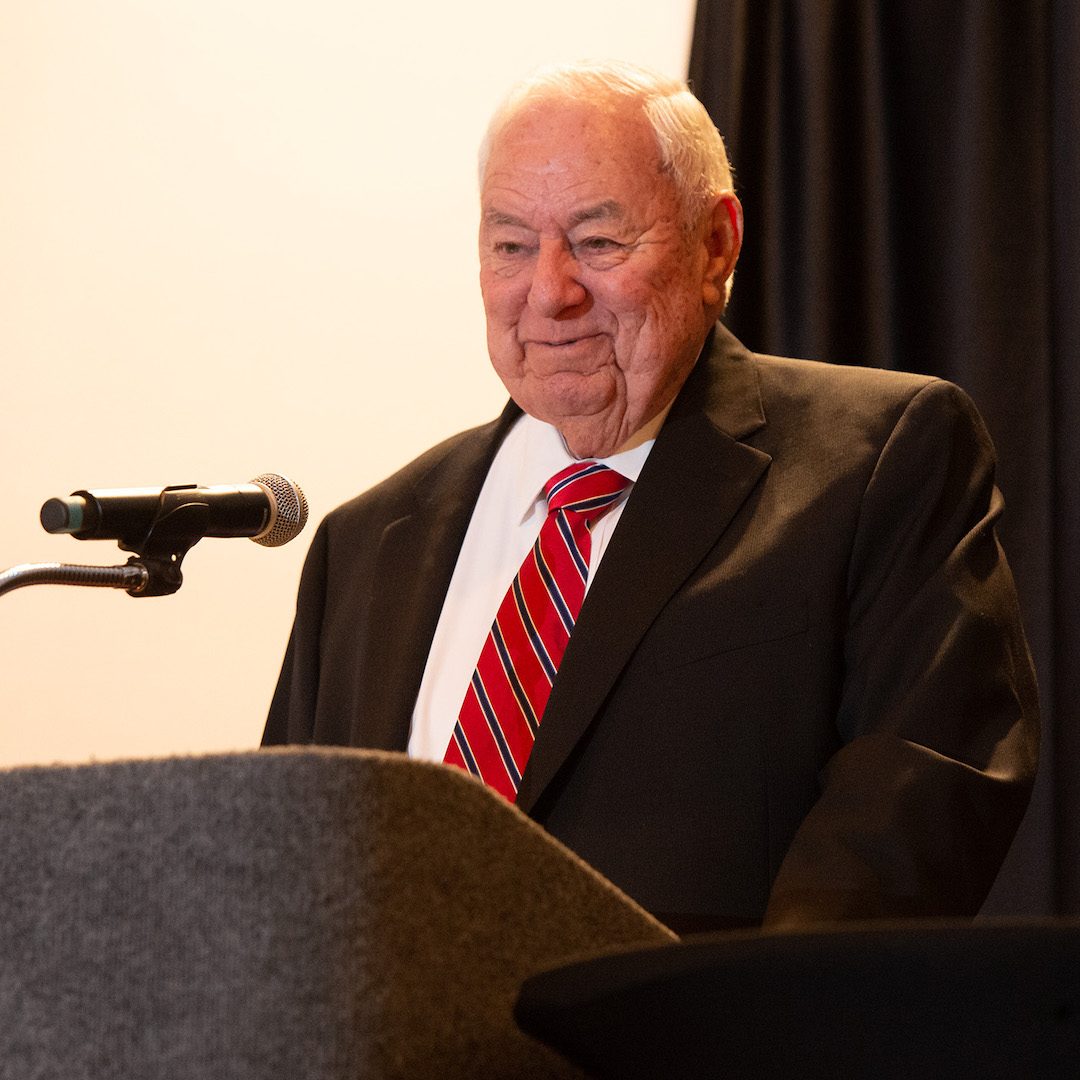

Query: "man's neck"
<box><xmin>559</xmin><ymin>398</ymin><xmax>675</xmax><ymax>460</ymax></box>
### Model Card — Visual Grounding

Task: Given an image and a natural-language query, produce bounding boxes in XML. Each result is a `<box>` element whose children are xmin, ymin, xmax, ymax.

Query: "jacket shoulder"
<box><xmin>320</xmin><ymin>406</ymin><xmax>517</xmax><ymax>536</ymax></box>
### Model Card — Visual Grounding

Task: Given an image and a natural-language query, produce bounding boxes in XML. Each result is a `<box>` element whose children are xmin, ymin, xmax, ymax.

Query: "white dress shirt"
<box><xmin>408</xmin><ymin>410</ymin><xmax>663</xmax><ymax>762</ymax></box>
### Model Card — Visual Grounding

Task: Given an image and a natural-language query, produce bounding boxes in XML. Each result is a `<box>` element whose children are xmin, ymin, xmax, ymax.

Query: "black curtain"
<box><xmin>690</xmin><ymin>0</ymin><xmax>1080</xmax><ymax>915</ymax></box>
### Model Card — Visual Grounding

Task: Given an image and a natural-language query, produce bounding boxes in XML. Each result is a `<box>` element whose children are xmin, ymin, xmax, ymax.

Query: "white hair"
<box><xmin>478</xmin><ymin>59</ymin><xmax>735</xmax><ymax>216</ymax></box>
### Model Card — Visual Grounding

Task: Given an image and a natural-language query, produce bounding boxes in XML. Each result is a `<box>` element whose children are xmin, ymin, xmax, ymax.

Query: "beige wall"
<box><xmin>0</xmin><ymin>1</ymin><xmax>697</xmax><ymax>765</ymax></box>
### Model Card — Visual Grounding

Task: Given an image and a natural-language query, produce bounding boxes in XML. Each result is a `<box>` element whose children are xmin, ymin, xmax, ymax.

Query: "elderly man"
<box><xmin>263</xmin><ymin>61</ymin><xmax>1038</xmax><ymax>932</ymax></box>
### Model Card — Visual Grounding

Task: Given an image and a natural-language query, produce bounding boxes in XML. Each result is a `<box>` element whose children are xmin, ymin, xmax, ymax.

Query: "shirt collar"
<box><xmin>511</xmin><ymin>409</ymin><xmax>668</xmax><ymax>525</ymax></box>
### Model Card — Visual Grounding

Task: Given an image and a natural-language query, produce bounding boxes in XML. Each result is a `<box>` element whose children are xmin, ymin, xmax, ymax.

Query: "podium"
<box><xmin>0</xmin><ymin>747</ymin><xmax>674</xmax><ymax>1078</ymax></box>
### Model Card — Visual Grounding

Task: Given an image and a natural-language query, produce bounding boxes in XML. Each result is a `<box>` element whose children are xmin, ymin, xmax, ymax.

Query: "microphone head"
<box><xmin>250</xmin><ymin>474</ymin><xmax>309</xmax><ymax>547</ymax></box>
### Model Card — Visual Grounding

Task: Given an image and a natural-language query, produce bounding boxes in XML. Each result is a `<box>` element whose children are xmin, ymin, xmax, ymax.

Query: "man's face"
<box><xmin>479</xmin><ymin>98</ymin><xmax>731</xmax><ymax>459</ymax></box>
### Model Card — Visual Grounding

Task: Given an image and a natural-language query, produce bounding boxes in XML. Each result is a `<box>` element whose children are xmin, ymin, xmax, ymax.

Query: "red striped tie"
<box><xmin>443</xmin><ymin>461</ymin><xmax>630</xmax><ymax>800</ymax></box>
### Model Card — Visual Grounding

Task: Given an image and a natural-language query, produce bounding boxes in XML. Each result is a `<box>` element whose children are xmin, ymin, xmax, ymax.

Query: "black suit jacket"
<box><xmin>264</xmin><ymin>327</ymin><xmax>1039</xmax><ymax>931</ymax></box>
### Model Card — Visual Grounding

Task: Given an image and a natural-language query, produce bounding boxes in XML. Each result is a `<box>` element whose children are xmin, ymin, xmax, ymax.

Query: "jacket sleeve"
<box><xmin>763</xmin><ymin>379</ymin><xmax>1040</xmax><ymax>927</ymax></box>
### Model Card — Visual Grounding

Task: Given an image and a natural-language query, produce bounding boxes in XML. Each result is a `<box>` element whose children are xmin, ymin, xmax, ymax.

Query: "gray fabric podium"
<box><xmin>0</xmin><ymin>747</ymin><xmax>674</xmax><ymax>1078</ymax></box>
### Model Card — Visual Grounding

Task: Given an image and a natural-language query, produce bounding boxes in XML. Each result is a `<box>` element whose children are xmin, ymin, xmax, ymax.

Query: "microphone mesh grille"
<box><xmin>250</xmin><ymin>474</ymin><xmax>309</xmax><ymax>547</ymax></box>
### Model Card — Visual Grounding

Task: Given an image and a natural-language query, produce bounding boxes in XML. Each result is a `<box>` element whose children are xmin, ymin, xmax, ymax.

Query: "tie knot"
<box><xmin>544</xmin><ymin>461</ymin><xmax>630</xmax><ymax>521</ymax></box>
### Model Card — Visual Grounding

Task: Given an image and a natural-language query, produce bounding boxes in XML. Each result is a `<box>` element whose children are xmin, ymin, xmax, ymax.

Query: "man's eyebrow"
<box><xmin>482</xmin><ymin>209</ymin><xmax>529</xmax><ymax>228</ymax></box>
<box><xmin>568</xmin><ymin>200</ymin><xmax>625</xmax><ymax>228</ymax></box>
<box><xmin>481</xmin><ymin>200</ymin><xmax>627</xmax><ymax>230</ymax></box>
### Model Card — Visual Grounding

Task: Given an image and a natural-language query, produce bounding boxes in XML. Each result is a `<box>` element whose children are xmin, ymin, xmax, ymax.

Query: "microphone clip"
<box><xmin>118</xmin><ymin>488</ymin><xmax>215</xmax><ymax>596</ymax></box>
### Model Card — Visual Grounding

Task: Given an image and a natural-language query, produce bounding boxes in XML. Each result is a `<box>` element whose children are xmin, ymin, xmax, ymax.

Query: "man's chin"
<box><xmin>516</xmin><ymin>379</ymin><xmax>614</xmax><ymax>427</ymax></box>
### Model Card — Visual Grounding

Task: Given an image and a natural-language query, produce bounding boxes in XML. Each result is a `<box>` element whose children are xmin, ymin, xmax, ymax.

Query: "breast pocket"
<box><xmin>648</xmin><ymin>596</ymin><xmax>810</xmax><ymax>672</ymax></box>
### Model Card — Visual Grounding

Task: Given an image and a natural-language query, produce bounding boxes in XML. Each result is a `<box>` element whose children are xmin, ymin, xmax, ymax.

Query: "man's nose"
<box><xmin>527</xmin><ymin>239</ymin><xmax>588</xmax><ymax>317</ymax></box>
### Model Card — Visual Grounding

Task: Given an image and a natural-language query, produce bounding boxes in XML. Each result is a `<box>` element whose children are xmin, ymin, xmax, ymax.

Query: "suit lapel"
<box><xmin>515</xmin><ymin>328</ymin><xmax>771</xmax><ymax>813</ymax></box>
<box><xmin>358</xmin><ymin>406</ymin><xmax>520</xmax><ymax>748</ymax></box>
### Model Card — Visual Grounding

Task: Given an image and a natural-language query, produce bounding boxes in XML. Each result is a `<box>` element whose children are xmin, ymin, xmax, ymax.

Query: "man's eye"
<box><xmin>580</xmin><ymin>236</ymin><xmax>618</xmax><ymax>250</ymax></box>
<box><xmin>495</xmin><ymin>241</ymin><xmax>526</xmax><ymax>256</ymax></box>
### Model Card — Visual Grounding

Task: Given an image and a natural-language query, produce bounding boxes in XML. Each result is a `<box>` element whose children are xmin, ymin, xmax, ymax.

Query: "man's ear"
<box><xmin>701</xmin><ymin>193</ymin><xmax>743</xmax><ymax>309</ymax></box>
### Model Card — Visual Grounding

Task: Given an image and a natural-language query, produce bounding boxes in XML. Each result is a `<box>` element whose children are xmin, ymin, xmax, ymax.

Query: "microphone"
<box><xmin>40</xmin><ymin>473</ymin><xmax>309</xmax><ymax>548</ymax></box>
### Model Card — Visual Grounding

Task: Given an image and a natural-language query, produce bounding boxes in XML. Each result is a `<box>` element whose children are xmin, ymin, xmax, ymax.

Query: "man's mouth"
<box><xmin>526</xmin><ymin>333</ymin><xmax>600</xmax><ymax>348</ymax></box>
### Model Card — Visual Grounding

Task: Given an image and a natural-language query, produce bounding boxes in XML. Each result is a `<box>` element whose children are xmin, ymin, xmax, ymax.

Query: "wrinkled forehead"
<box><xmin>483</xmin><ymin>95</ymin><xmax>663</xmax><ymax>186</ymax></box>
<box><xmin>481</xmin><ymin>97</ymin><xmax>665</xmax><ymax>210</ymax></box>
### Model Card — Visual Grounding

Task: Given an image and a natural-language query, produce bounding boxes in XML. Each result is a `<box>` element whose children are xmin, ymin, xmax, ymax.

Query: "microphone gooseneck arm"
<box><xmin>0</xmin><ymin>561</ymin><xmax>150</xmax><ymax>598</ymax></box>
